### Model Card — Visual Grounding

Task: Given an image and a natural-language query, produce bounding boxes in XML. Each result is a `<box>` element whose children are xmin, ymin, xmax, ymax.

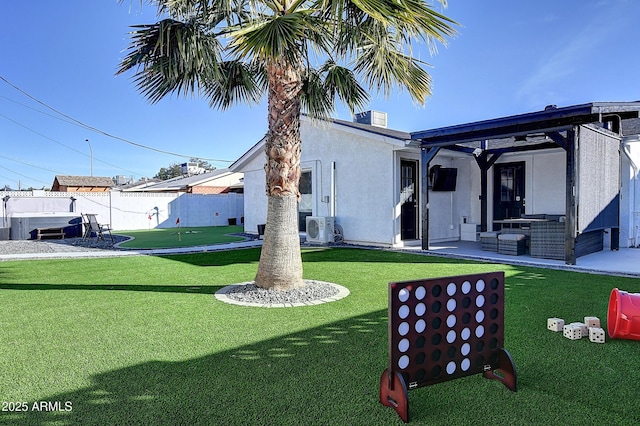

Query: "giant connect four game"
<box><xmin>379</xmin><ymin>272</ymin><xmax>517</xmax><ymax>422</ymax></box>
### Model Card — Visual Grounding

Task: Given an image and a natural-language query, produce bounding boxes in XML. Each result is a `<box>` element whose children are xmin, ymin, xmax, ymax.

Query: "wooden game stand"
<box><xmin>379</xmin><ymin>368</ymin><xmax>409</xmax><ymax>422</ymax></box>
<box><xmin>380</xmin><ymin>348</ymin><xmax>517</xmax><ymax>423</ymax></box>
<box><xmin>483</xmin><ymin>348</ymin><xmax>518</xmax><ymax>392</ymax></box>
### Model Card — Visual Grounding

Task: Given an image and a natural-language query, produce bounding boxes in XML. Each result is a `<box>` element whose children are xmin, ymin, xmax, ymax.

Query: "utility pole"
<box><xmin>86</xmin><ymin>139</ymin><xmax>93</xmax><ymax>176</ymax></box>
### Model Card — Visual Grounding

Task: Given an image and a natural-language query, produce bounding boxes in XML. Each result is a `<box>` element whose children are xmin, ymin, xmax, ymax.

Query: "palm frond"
<box><xmin>228</xmin><ymin>10</ymin><xmax>313</xmax><ymax>63</ymax></box>
<box><xmin>118</xmin><ymin>0</ymin><xmax>458</xmax><ymax>110</ymax></box>
<box><xmin>300</xmin><ymin>68</ymin><xmax>334</xmax><ymax>119</ymax></box>
<box><xmin>117</xmin><ymin>18</ymin><xmax>223</xmax><ymax>103</ymax></box>
<box><xmin>319</xmin><ymin>61</ymin><xmax>369</xmax><ymax>113</ymax></box>
<box><xmin>352</xmin><ymin>20</ymin><xmax>434</xmax><ymax>104</ymax></box>
<box><xmin>203</xmin><ymin>60</ymin><xmax>267</xmax><ymax>109</ymax></box>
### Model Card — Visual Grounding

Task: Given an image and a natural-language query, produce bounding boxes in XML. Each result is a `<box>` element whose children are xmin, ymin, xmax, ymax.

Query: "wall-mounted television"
<box><xmin>431</xmin><ymin>167</ymin><xmax>457</xmax><ymax>191</ymax></box>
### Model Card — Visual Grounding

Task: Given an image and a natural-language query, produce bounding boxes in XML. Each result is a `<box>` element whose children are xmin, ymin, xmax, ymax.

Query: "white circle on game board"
<box><xmin>462</xmin><ymin>281</ymin><xmax>471</xmax><ymax>294</ymax></box>
<box><xmin>415</xmin><ymin>286</ymin><xmax>426</xmax><ymax>300</ymax></box>
<box><xmin>461</xmin><ymin>358</ymin><xmax>471</xmax><ymax>371</ymax></box>
<box><xmin>461</xmin><ymin>342</ymin><xmax>470</xmax><ymax>356</ymax></box>
<box><xmin>447</xmin><ymin>298</ymin><xmax>457</xmax><ymax>312</ymax></box>
<box><xmin>399</xmin><ymin>305</ymin><xmax>410</xmax><ymax>319</ymax></box>
<box><xmin>446</xmin><ymin>361</ymin><xmax>456</xmax><ymax>375</ymax></box>
<box><xmin>446</xmin><ymin>330</ymin><xmax>457</xmax><ymax>343</ymax></box>
<box><xmin>398</xmin><ymin>288</ymin><xmax>410</xmax><ymax>302</ymax></box>
<box><xmin>461</xmin><ymin>327</ymin><xmax>471</xmax><ymax>340</ymax></box>
<box><xmin>415</xmin><ymin>319</ymin><xmax>426</xmax><ymax>333</ymax></box>
<box><xmin>415</xmin><ymin>302</ymin><xmax>426</xmax><ymax>316</ymax></box>
<box><xmin>476</xmin><ymin>310</ymin><xmax>485</xmax><ymax>323</ymax></box>
<box><xmin>447</xmin><ymin>282</ymin><xmax>457</xmax><ymax>296</ymax></box>
<box><xmin>476</xmin><ymin>279</ymin><xmax>485</xmax><ymax>292</ymax></box>
<box><xmin>398</xmin><ymin>338</ymin><xmax>410</xmax><ymax>353</ymax></box>
<box><xmin>398</xmin><ymin>322</ymin><xmax>410</xmax><ymax>336</ymax></box>
<box><xmin>398</xmin><ymin>355</ymin><xmax>410</xmax><ymax>369</ymax></box>
<box><xmin>476</xmin><ymin>294</ymin><xmax>485</xmax><ymax>308</ymax></box>
<box><xmin>446</xmin><ymin>314</ymin><xmax>456</xmax><ymax>328</ymax></box>
<box><xmin>475</xmin><ymin>325</ymin><xmax>485</xmax><ymax>338</ymax></box>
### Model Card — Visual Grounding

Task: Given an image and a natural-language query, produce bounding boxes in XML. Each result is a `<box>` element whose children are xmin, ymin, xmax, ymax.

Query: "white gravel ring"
<box><xmin>215</xmin><ymin>280</ymin><xmax>350</xmax><ymax>308</ymax></box>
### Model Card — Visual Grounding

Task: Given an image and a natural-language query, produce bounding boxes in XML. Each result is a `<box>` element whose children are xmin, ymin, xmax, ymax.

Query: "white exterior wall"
<box><xmin>240</xmin><ymin>156</ymin><xmax>269</xmax><ymax>235</ymax></box>
<box><xmin>238</xmin><ymin>122</ymin><xmax>488</xmax><ymax>246</ymax></box>
<box><xmin>621</xmin><ymin>135</ymin><xmax>640</xmax><ymax>247</ymax></box>
<box><xmin>238</xmin><ymin>120</ymin><xmax>412</xmax><ymax>246</ymax></box>
<box><xmin>487</xmin><ymin>149</ymin><xmax>566</xmax><ymax>230</ymax></box>
<box><xmin>423</xmin><ymin>155</ymin><xmax>466</xmax><ymax>242</ymax></box>
<box><xmin>303</xmin><ymin>122</ymin><xmax>399</xmax><ymax>245</ymax></box>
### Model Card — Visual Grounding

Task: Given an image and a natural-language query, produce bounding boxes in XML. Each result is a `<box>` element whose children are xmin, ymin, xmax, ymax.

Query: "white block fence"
<box><xmin>1</xmin><ymin>190</ymin><xmax>243</xmax><ymax>233</ymax></box>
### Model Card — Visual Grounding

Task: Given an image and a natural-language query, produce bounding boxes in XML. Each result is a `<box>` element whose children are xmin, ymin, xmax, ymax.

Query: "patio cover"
<box><xmin>411</xmin><ymin>102</ymin><xmax>640</xmax><ymax>264</ymax></box>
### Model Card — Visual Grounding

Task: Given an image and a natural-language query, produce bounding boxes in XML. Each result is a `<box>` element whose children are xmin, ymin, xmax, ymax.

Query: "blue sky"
<box><xmin>1</xmin><ymin>0</ymin><xmax>639</xmax><ymax>189</ymax></box>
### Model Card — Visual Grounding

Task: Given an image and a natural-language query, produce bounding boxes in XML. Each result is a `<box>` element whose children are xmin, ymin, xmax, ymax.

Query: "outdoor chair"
<box><xmin>85</xmin><ymin>213</ymin><xmax>114</xmax><ymax>243</ymax></box>
<box><xmin>81</xmin><ymin>213</ymin><xmax>92</xmax><ymax>240</ymax></box>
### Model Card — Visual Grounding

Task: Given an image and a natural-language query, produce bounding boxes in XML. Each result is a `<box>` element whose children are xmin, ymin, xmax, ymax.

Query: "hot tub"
<box><xmin>9</xmin><ymin>212</ymin><xmax>83</xmax><ymax>240</ymax></box>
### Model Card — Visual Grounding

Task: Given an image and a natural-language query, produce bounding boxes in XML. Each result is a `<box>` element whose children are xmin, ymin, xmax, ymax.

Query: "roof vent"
<box><xmin>354</xmin><ymin>110</ymin><xmax>387</xmax><ymax>128</ymax></box>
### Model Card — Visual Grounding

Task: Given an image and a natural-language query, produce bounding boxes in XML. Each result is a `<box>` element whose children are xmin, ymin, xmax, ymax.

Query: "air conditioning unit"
<box><xmin>306</xmin><ymin>216</ymin><xmax>335</xmax><ymax>243</ymax></box>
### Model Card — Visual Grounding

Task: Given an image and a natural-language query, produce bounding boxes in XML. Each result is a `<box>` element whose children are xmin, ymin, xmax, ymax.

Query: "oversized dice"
<box><xmin>589</xmin><ymin>327</ymin><xmax>606</xmax><ymax>343</ymax></box>
<box><xmin>569</xmin><ymin>322</ymin><xmax>588</xmax><ymax>337</ymax></box>
<box><xmin>547</xmin><ymin>318</ymin><xmax>565</xmax><ymax>332</ymax></box>
<box><xmin>584</xmin><ymin>316</ymin><xmax>600</xmax><ymax>328</ymax></box>
<box><xmin>563</xmin><ymin>324</ymin><xmax>582</xmax><ymax>340</ymax></box>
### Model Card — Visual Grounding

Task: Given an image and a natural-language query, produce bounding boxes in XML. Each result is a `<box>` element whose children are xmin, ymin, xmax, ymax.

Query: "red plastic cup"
<box><xmin>608</xmin><ymin>288</ymin><xmax>640</xmax><ymax>340</ymax></box>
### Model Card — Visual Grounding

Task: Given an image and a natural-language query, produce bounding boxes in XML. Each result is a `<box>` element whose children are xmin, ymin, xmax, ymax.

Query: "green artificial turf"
<box><xmin>1</xmin><ymin>248</ymin><xmax>640</xmax><ymax>425</ymax></box>
<box><xmin>116</xmin><ymin>225</ymin><xmax>245</xmax><ymax>249</ymax></box>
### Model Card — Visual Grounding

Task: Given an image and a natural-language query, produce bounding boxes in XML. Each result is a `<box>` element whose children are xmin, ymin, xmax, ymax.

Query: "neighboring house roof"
<box><xmin>53</xmin><ymin>175</ymin><xmax>114</xmax><ymax>188</ymax></box>
<box><xmin>230</xmin><ymin>115</ymin><xmax>412</xmax><ymax>172</ymax></box>
<box><xmin>125</xmin><ymin>169</ymin><xmax>241</xmax><ymax>192</ymax></box>
<box><xmin>115</xmin><ymin>178</ymin><xmax>163</xmax><ymax>191</ymax></box>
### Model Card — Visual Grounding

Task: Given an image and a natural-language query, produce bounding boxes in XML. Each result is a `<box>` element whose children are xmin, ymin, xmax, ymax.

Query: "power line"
<box><xmin>0</xmin><ymin>113</ymin><xmax>142</xmax><ymax>177</ymax></box>
<box><xmin>0</xmin><ymin>75</ymin><xmax>234</xmax><ymax>163</ymax></box>
<box><xmin>0</xmin><ymin>95</ymin><xmax>79</xmax><ymax>127</ymax></box>
<box><xmin>0</xmin><ymin>152</ymin><xmax>65</xmax><ymax>175</ymax></box>
<box><xmin>0</xmin><ymin>163</ymin><xmax>49</xmax><ymax>186</ymax></box>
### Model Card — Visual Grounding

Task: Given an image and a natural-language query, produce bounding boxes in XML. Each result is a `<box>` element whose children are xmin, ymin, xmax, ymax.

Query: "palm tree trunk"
<box><xmin>254</xmin><ymin>58</ymin><xmax>304</xmax><ymax>290</ymax></box>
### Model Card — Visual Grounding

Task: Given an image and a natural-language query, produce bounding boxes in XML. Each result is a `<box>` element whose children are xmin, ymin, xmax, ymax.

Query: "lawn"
<box><xmin>1</xmin><ymin>248</ymin><xmax>640</xmax><ymax>425</ymax></box>
<box><xmin>116</xmin><ymin>225</ymin><xmax>246</xmax><ymax>249</ymax></box>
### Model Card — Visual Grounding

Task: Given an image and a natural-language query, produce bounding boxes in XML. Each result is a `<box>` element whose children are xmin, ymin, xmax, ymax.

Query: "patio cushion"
<box><xmin>480</xmin><ymin>232</ymin><xmax>499</xmax><ymax>238</ymax></box>
<box><xmin>498</xmin><ymin>233</ymin><xmax>526</xmax><ymax>242</ymax></box>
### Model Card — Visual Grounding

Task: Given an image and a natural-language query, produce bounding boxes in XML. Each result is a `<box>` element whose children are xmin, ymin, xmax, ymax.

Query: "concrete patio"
<box><xmin>397</xmin><ymin>240</ymin><xmax>640</xmax><ymax>278</ymax></box>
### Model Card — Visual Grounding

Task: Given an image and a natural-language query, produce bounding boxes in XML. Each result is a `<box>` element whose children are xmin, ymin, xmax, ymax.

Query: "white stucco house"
<box><xmin>231</xmin><ymin>102</ymin><xmax>640</xmax><ymax>265</ymax></box>
<box><xmin>230</xmin><ymin>112</ymin><xmax>438</xmax><ymax>247</ymax></box>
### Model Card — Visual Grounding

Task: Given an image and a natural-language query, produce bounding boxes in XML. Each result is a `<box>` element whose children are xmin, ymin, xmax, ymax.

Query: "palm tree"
<box><xmin>117</xmin><ymin>0</ymin><xmax>457</xmax><ymax>290</ymax></box>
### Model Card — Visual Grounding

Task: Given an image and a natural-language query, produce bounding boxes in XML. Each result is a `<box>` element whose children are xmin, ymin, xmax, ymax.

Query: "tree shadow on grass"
<box><xmin>158</xmin><ymin>246</ymin><xmax>484</xmax><ymax>269</ymax></box>
<box><xmin>3</xmin><ymin>310</ymin><xmax>394</xmax><ymax>426</ymax></box>
<box><xmin>155</xmin><ymin>247</ymin><xmax>262</xmax><ymax>267</ymax></box>
<box><xmin>4</xmin><ymin>298</ymin><xmax>639</xmax><ymax>425</ymax></box>
<box><xmin>0</xmin><ymin>283</ymin><xmax>224</xmax><ymax>294</ymax></box>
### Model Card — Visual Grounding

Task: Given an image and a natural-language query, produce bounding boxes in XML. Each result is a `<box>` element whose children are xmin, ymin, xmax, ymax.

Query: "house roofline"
<box><xmin>230</xmin><ymin>116</ymin><xmax>412</xmax><ymax>172</ymax></box>
<box><xmin>230</xmin><ymin>136</ymin><xmax>267</xmax><ymax>172</ymax></box>
<box><xmin>411</xmin><ymin>102</ymin><xmax>640</xmax><ymax>145</ymax></box>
